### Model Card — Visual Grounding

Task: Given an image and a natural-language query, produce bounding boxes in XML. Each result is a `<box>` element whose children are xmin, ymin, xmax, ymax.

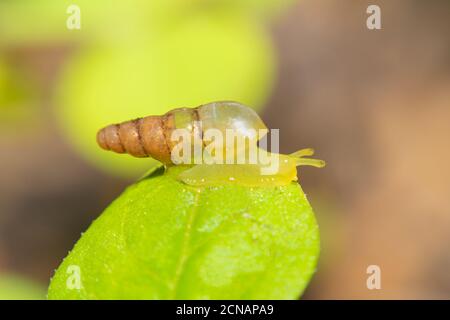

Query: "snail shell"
<box><xmin>96</xmin><ymin>101</ymin><xmax>267</xmax><ymax>164</ymax></box>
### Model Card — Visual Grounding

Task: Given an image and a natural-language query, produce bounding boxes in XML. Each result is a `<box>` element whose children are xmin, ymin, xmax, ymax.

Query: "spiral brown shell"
<box><xmin>96</xmin><ymin>112</ymin><xmax>178</xmax><ymax>164</ymax></box>
<box><xmin>97</xmin><ymin>101</ymin><xmax>265</xmax><ymax>165</ymax></box>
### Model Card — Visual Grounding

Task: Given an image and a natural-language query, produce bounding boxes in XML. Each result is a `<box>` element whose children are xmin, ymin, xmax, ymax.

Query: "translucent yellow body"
<box><xmin>162</xmin><ymin>101</ymin><xmax>325</xmax><ymax>187</ymax></box>
<box><xmin>177</xmin><ymin>148</ymin><xmax>325</xmax><ymax>187</ymax></box>
<box><xmin>112</xmin><ymin>101</ymin><xmax>325</xmax><ymax>187</ymax></box>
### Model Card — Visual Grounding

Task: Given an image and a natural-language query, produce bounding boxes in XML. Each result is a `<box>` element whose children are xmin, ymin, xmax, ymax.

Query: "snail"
<box><xmin>97</xmin><ymin>101</ymin><xmax>325</xmax><ymax>186</ymax></box>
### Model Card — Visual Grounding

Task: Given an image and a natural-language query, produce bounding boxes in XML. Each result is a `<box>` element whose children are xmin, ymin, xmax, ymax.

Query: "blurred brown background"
<box><xmin>1</xmin><ymin>0</ymin><xmax>450</xmax><ymax>299</ymax></box>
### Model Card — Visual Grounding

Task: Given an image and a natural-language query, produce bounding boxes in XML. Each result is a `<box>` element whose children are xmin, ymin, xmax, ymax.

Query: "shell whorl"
<box><xmin>96</xmin><ymin>101</ymin><xmax>266</xmax><ymax>164</ymax></box>
<box><xmin>96</xmin><ymin>113</ymin><xmax>177</xmax><ymax>164</ymax></box>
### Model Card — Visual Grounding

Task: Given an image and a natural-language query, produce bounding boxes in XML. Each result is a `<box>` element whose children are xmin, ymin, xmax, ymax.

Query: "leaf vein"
<box><xmin>170</xmin><ymin>190</ymin><xmax>201</xmax><ymax>298</ymax></box>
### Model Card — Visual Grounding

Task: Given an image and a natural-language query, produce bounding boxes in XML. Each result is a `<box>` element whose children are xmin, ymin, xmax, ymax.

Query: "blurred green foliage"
<box><xmin>218</xmin><ymin>0</ymin><xmax>298</xmax><ymax>19</ymax></box>
<box><xmin>48</xmin><ymin>166</ymin><xmax>319</xmax><ymax>299</ymax></box>
<box><xmin>0</xmin><ymin>57</ymin><xmax>36</xmax><ymax>126</ymax></box>
<box><xmin>0</xmin><ymin>274</ymin><xmax>45</xmax><ymax>300</ymax></box>
<box><xmin>0</xmin><ymin>0</ymin><xmax>152</xmax><ymax>45</ymax></box>
<box><xmin>0</xmin><ymin>0</ymin><xmax>297</xmax><ymax>45</ymax></box>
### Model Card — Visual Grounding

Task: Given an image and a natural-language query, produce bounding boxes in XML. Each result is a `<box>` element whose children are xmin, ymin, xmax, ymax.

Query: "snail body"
<box><xmin>97</xmin><ymin>101</ymin><xmax>325</xmax><ymax>186</ymax></box>
<box><xmin>177</xmin><ymin>148</ymin><xmax>324</xmax><ymax>187</ymax></box>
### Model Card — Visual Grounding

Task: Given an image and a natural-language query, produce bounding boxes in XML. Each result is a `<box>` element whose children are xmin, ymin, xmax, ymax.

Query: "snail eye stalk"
<box><xmin>290</xmin><ymin>148</ymin><xmax>326</xmax><ymax>168</ymax></box>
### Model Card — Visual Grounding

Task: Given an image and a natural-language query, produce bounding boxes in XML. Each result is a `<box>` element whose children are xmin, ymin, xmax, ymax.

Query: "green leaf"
<box><xmin>47</xmin><ymin>166</ymin><xmax>320</xmax><ymax>299</ymax></box>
